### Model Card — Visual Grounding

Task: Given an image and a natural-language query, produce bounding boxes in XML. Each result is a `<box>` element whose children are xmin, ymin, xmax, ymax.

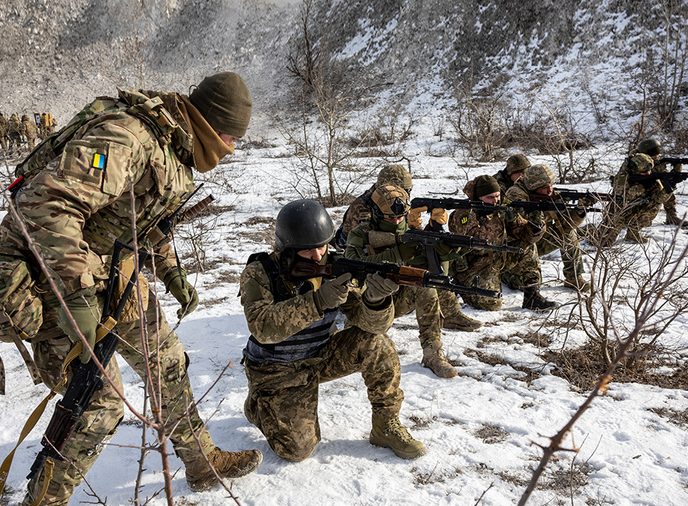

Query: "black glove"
<box><xmin>314</xmin><ymin>273</ymin><xmax>352</xmax><ymax>311</ymax></box>
<box><xmin>363</xmin><ymin>273</ymin><xmax>399</xmax><ymax>305</ymax></box>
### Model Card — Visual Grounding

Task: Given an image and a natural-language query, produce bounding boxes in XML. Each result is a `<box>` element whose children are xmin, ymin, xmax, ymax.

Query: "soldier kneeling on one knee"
<box><xmin>240</xmin><ymin>199</ymin><xmax>426</xmax><ymax>461</ymax></box>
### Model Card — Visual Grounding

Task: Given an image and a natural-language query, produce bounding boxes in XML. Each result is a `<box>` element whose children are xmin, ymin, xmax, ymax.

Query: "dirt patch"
<box><xmin>648</xmin><ymin>407</ymin><xmax>688</xmax><ymax>428</ymax></box>
<box><xmin>518</xmin><ymin>331</ymin><xmax>553</xmax><ymax>347</ymax></box>
<box><xmin>409</xmin><ymin>415</ymin><xmax>437</xmax><ymax>429</ymax></box>
<box><xmin>544</xmin><ymin>343</ymin><xmax>688</xmax><ymax>391</ymax></box>
<box><xmin>543</xmin><ymin>462</ymin><xmax>592</xmax><ymax>492</ymax></box>
<box><xmin>464</xmin><ymin>349</ymin><xmax>543</xmax><ymax>383</ymax></box>
<box><xmin>497</xmin><ymin>470</ymin><xmax>529</xmax><ymax>487</ymax></box>
<box><xmin>411</xmin><ymin>465</ymin><xmax>460</xmax><ymax>486</ymax></box>
<box><xmin>475</xmin><ymin>423</ymin><xmax>509</xmax><ymax>444</ymax></box>
<box><xmin>245</xmin><ymin>216</ymin><xmax>276</xmax><ymax>226</ymax></box>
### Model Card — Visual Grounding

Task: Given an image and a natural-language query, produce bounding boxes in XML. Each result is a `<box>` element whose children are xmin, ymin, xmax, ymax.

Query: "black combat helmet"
<box><xmin>636</xmin><ymin>138</ymin><xmax>661</xmax><ymax>158</ymax></box>
<box><xmin>275</xmin><ymin>199</ymin><xmax>335</xmax><ymax>251</ymax></box>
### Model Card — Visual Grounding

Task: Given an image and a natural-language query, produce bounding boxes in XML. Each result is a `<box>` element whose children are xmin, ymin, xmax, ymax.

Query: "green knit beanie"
<box><xmin>189</xmin><ymin>72</ymin><xmax>252</xmax><ymax>137</ymax></box>
<box><xmin>474</xmin><ymin>175</ymin><xmax>501</xmax><ymax>198</ymax></box>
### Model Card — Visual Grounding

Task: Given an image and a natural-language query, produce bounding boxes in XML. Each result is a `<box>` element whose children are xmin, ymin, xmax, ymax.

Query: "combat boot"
<box><xmin>443</xmin><ymin>311</ymin><xmax>482</xmax><ymax>331</ymax></box>
<box><xmin>563</xmin><ymin>277</ymin><xmax>590</xmax><ymax>292</ymax></box>
<box><xmin>186</xmin><ymin>447</ymin><xmax>263</xmax><ymax>491</ymax></box>
<box><xmin>421</xmin><ymin>345</ymin><xmax>458</xmax><ymax>378</ymax></box>
<box><xmin>370</xmin><ymin>414</ymin><xmax>427</xmax><ymax>459</ymax></box>
<box><xmin>522</xmin><ymin>288</ymin><xmax>558</xmax><ymax>311</ymax></box>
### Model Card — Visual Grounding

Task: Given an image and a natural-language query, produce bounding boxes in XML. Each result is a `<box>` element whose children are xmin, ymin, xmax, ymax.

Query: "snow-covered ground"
<box><xmin>2</xmin><ymin>128</ymin><xmax>688</xmax><ymax>505</ymax></box>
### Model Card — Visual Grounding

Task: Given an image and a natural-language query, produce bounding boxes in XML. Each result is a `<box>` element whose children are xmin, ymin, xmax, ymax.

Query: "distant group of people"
<box><xmin>0</xmin><ymin>67</ymin><xmax>684</xmax><ymax>506</ymax></box>
<box><xmin>0</xmin><ymin>111</ymin><xmax>57</xmax><ymax>154</ymax></box>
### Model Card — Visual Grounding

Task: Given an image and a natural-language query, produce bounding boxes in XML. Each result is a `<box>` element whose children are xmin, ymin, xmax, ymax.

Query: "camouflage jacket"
<box><xmin>240</xmin><ymin>251</ymin><xmax>394</xmax><ymax>345</ymax></box>
<box><xmin>611</xmin><ymin>158</ymin><xmax>669</xmax><ymax>208</ymax></box>
<box><xmin>0</xmin><ymin>90</ymin><xmax>196</xmax><ymax>295</ymax></box>
<box><xmin>21</xmin><ymin>118</ymin><xmax>38</xmax><ymax>140</ymax></box>
<box><xmin>492</xmin><ymin>169</ymin><xmax>513</xmax><ymax>197</ymax></box>
<box><xmin>339</xmin><ymin>185</ymin><xmax>375</xmax><ymax>242</ymax></box>
<box><xmin>344</xmin><ymin>220</ymin><xmax>407</xmax><ymax>265</ymax></box>
<box><xmin>504</xmin><ymin>180</ymin><xmax>585</xmax><ymax>240</ymax></box>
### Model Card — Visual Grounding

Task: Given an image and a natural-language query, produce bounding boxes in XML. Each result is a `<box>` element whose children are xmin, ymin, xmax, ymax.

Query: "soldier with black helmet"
<box><xmin>240</xmin><ymin>199</ymin><xmax>426</xmax><ymax>462</ymax></box>
<box><xmin>0</xmin><ymin>71</ymin><xmax>260</xmax><ymax>504</ymax></box>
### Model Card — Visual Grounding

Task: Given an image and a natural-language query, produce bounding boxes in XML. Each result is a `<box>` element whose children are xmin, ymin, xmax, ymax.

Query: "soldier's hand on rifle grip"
<box><xmin>527</xmin><ymin>211</ymin><xmax>546</xmax><ymax>234</ymax></box>
<box><xmin>396</xmin><ymin>240</ymin><xmax>422</xmax><ymax>262</ymax></box>
<box><xmin>363</xmin><ymin>273</ymin><xmax>399</xmax><ymax>306</ymax></box>
<box><xmin>57</xmin><ymin>292</ymin><xmax>101</xmax><ymax>364</ymax></box>
<box><xmin>163</xmin><ymin>268</ymin><xmax>199</xmax><ymax>320</ymax></box>
<box><xmin>314</xmin><ymin>273</ymin><xmax>352</xmax><ymax>311</ymax></box>
<box><xmin>430</xmin><ymin>208</ymin><xmax>448</xmax><ymax>226</ymax></box>
<box><xmin>407</xmin><ymin>206</ymin><xmax>425</xmax><ymax>229</ymax></box>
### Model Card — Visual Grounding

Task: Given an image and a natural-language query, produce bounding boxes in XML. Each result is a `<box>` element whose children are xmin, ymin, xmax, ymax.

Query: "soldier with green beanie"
<box><xmin>0</xmin><ymin>71</ymin><xmax>260</xmax><ymax>505</ymax></box>
<box><xmin>241</xmin><ymin>199</ymin><xmax>426</xmax><ymax>461</ymax></box>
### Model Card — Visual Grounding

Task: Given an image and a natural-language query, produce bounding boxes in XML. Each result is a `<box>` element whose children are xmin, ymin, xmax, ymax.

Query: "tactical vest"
<box><xmin>243</xmin><ymin>253</ymin><xmax>337</xmax><ymax>364</ymax></box>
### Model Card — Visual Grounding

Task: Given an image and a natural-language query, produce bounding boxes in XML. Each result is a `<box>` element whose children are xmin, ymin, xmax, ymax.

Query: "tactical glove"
<box><xmin>527</xmin><ymin>211</ymin><xmax>546</xmax><ymax>234</ymax></box>
<box><xmin>433</xmin><ymin>242</ymin><xmax>461</xmax><ymax>262</ymax></box>
<box><xmin>430</xmin><ymin>208</ymin><xmax>448</xmax><ymax>226</ymax></box>
<box><xmin>396</xmin><ymin>240</ymin><xmax>422</xmax><ymax>262</ymax></box>
<box><xmin>313</xmin><ymin>273</ymin><xmax>352</xmax><ymax>311</ymax></box>
<box><xmin>163</xmin><ymin>268</ymin><xmax>199</xmax><ymax>320</ymax></box>
<box><xmin>57</xmin><ymin>292</ymin><xmax>100</xmax><ymax>364</ymax></box>
<box><xmin>363</xmin><ymin>273</ymin><xmax>399</xmax><ymax>305</ymax></box>
<box><xmin>407</xmin><ymin>207</ymin><xmax>425</xmax><ymax>229</ymax></box>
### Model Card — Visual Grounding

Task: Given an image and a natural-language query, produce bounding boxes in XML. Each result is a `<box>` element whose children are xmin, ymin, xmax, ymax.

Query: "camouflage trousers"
<box><xmin>393</xmin><ymin>285</ymin><xmax>443</xmax><ymax>350</ymax></box>
<box><xmin>597</xmin><ymin>199</ymin><xmax>662</xmax><ymax>246</ymax></box>
<box><xmin>243</xmin><ymin>327</ymin><xmax>403</xmax><ymax>462</ymax></box>
<box><xmin>454</xmin><ymin>262</ymin><xmax>503</xmax><ymax>311</ymax></box>
<box><xmin>23</xmin><ymin>290</ymin><xmax>214</xmax><ymax>505</ymax></box>
<box><xmin>537</xmin><ymin>227</ymin><xmax>584</xmax><ymax>283</ymax></box>
<box><xmin>501</xmin><ymin>244</ymin><xmax>542</xmax><ymax>292</ymax></box>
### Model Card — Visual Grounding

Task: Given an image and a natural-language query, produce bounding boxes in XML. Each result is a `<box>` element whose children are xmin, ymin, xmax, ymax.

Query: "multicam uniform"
<box><xmin>504</xmin><ymin>179</ymin><xmax>586</xmax><ymax>286</ymax></box>
<box><xmin>240</xmin><ymin>251</ymin><xmax>403</xmax><ymax>461</ymax></box>
<box><xmin>0</xmin><ymin>89</ymin><xmax>238</xmax><ymax>504</ymax></box>
<box><xmin>21</xmin><ymin>115</ymin><xmax>39</xmax><ymax>150</ymax></box>
<box><xmin>448</xmin><ymin>179</ymin><xmax>540</xmax><ymax>310</ymax></box>
<box><xmin>597</xmin><ymin>154</ymin><xmax>670</xmax><ymax>245</ymax></box>
<box><xmin>0</xmin><ymin>113</ymin><xmax>8</xmax><ymax>151</ymax></box>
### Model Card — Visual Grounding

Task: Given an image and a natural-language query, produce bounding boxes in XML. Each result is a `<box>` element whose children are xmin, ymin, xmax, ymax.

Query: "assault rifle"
<box><xmin>658</xmin><ymin>157</ymin><xmax>688</xmax><ymax>167</ymax></box>
<box><xmin>400</xmin><ymin>229</ymin><xmax>522</xmax><ymax>274</ymax></box>
<box><xmin>411</xmin><ymin>197</ymin><xmax>505</xmax><ymax>214</ymax></box>
<box><xmin>509</xmin><ymin>199</ymin><xmax>602</xmax><ymax>213</ymax></box>
<box><xmin>291</xmin><ymin>255</ymin><xmax>502</xmax><ymax>299</ymax></box>
<box><xmin>27</xmin><ymin>190</ymin><xmax>214</xmax><ymax>482</ymax></box>
<box><xmin>552</xmin><ymin>187</ymin><xmax>612</xmax><ymax>203</ymax></box>
<box><xmin>627</xmin><ymin>171</ymin><xmax>688</xmax><ymax>193</ymax></box>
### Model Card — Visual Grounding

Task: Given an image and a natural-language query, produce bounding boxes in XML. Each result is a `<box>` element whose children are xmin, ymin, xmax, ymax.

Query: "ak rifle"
<box><xmin>627</xmin><ymin>171</ymin><xmax>688</xmax><ymax>193</ymax></box>
<box><xmin>291</xmin><ymin>255</ymin><xmax>502</xmax><ymax>299</ymax></box>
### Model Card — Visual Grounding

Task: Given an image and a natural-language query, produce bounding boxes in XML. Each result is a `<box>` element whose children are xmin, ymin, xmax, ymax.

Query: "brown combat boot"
<box><xmin>443</xmin><ymin>311</ymin><xmax>482</xmax><ymax>331</ymax></box>
<box><xmin>563</xmin><ymin>277</ymin><xmax>590</xmax><ymax>292</ymax></box>
<box><xmin>186</xmin><ymin>447</ymin><xmax>263</xmax><ymax>491</ymax></box>
<box><xmin>370</xmin><ymin>414</ymin><xmax>427</xmax><ymax>459</ymax></box>
<box><xmin>624</xmin><ymin>229</ymin><xmax>649</xmax><ymax>244</ymax></box>
<box><xmin>421</xmin><ymin>345</ymin><xmax>458</xmax><ymax>378</ymax></box>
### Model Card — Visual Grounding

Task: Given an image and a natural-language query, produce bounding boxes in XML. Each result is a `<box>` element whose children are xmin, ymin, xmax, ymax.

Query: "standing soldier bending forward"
<box><xmin>241</xmin><ymin>199</ymin><xmax>425</xmax><ymax>461</ymax></box>
<box><xmin>0</xmin><ymin>72</ymin><xmax>261</xmax><ymax>505</ymax></box>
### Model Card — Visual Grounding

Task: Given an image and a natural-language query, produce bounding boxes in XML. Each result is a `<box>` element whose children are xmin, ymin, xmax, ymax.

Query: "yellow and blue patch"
<box><xmin>461</xmin><ymin>216</ymin><xmax>469</xmax><ymax>224</ymax></box>
<box><xmin>92</xmin><ymin>152</ymin><xmax>106</xmax><ymax>170</ymax></box>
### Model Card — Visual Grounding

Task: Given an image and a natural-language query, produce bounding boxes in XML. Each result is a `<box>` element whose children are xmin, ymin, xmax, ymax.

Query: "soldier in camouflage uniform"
<box><xmin>346</xmin><ymin>185</ymin><xmax>462</xmax><ymax>378</ymax></box>
<box><xmin>634</xmin><ymin>138</ymin><xmax>686</xmax><ymax>227</ymax></box>
<box><xmin>7</xmin><ymin>113</ymin><xmax>23</xmax><ymax>151</ymax></box>
<box><xmin>504</xmin><ymin>164</ymin><xmax>589</xmax><ymax>293</ymax></box>
<box><xmin>0</xmin><ymin>72</ymin><xmax>261</xmax><ymax>504</ymax></box>
<box><xmin>493</xmin><ymin>153</ymin><xmax>531</xmax><ymax>196</ymax></box>
<box><xmin>337</xmin><ymin>164</ymin><xmax>481</xmax><ymax>332</ymax></box>
<box><xmin>0</xmin><ymin>112</ymin><xmax>8</xmax><ymax>152</ymax></box>
<box><xmin>241</xmin><ymin>199</ymin><xmax>425</xmax><ymax>461</ymax></box>
<box><xmin>448</xmin><ymin>175</ymin><xmax>547</xmax><ymax>310</ymax></box>
<box><xmin>597</xmin><ymin>153</ymin><xmax>670</xmax><ymax>246</ymax></box>
<box><xmin>21</xmin><ymin>114</ymin><xmax>39</xmax><ymax>150</ymax></box>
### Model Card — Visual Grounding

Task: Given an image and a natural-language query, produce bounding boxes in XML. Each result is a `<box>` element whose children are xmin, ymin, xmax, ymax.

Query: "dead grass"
<box><xmin>409</xmin><ymin>415</ymin><xmax>437</xmax><ymax>429</ymax></box>
<box><xmin>474</xmin><ymin>423</ymin><xmax>509</xmax><ymax>444</ymax></box>
<box><xmin>648</xmin><ymin>407</ymin><xmax>688</xmax><ymax>429</ymax></box>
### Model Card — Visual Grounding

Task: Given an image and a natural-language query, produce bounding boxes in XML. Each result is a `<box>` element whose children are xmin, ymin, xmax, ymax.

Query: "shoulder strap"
<box><xmin>247</xmin><ymin>252</ymin><xmax>293</xmax><ymax>302</ymax></box>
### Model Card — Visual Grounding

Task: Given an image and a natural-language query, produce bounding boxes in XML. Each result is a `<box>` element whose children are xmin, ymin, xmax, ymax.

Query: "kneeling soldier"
<box><xmin>240</xmin><ymin>199</ymin><xmax>426</xmax><ymax>461</ymax></box>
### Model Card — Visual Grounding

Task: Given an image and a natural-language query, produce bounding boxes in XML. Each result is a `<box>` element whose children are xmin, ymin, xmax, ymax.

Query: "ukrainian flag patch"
<box><xmin>92</xmin><ymin>152</ymin><xmax>106</xmax><ymax>170</ymax></box>
<box><xmin>461</xmin><ymin>216</ymin><xmax>469</xmax><ymax>224</ymax></box>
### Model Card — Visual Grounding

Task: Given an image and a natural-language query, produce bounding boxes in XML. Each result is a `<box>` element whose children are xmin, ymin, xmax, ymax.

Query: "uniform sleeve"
<box><xmin>14</xmin><ymin>120</ymin><xmax>146</xmax><ymax>294</ymax></box>
<box><xmin>344</xmin><ymin>224</ymin><xmax>403</xmax><ymax>264</ymax></box>
<box><xmin>340</xmin><ymin>286</ymin><xmax>395</xmax><ymax>335</ymax></box>
<box><xmin>240</xmin><ymin>261</ymin><xmax>323</xmax><ymax>344</ymax></box>
<box><xmin>342</xmin><ymin>198</ymin><xmax>372</xmax><ymax>238</ymax></box>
